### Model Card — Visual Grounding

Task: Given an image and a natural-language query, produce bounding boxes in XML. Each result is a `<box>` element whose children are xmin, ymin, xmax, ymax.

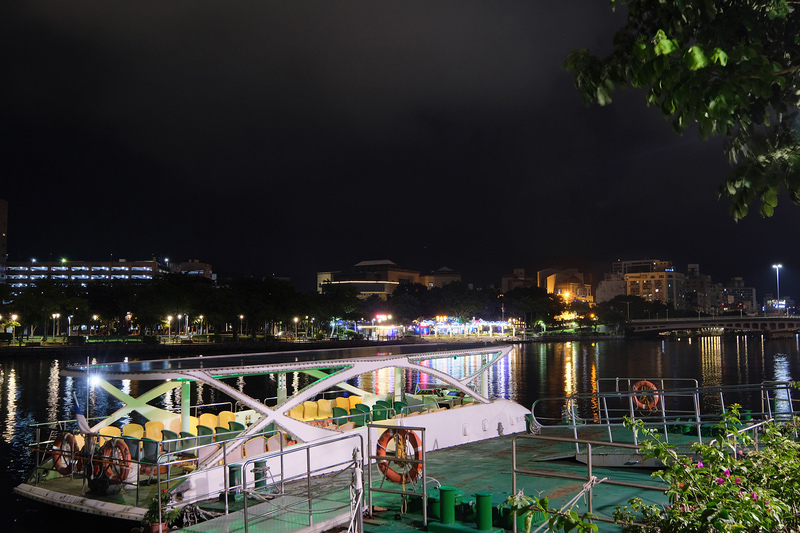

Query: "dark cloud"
<box><xmin>2</xmin><ymin>2</ymin><xmax>798</xmax><ymax>297</ymax></box>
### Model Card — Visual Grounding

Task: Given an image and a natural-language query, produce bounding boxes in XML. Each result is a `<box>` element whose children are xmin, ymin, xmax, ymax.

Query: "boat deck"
<box><xmin>180</xmin><ymin>429</ymin><xmax>670</xmax><ymax>533</ymax></box>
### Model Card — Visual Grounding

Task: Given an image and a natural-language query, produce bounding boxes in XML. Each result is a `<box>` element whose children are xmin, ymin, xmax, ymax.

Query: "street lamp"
<box><xmin>167</xmin><ymin>315</ymin><xmax>173</xmax><ymax>342</ymax></box>
<box><xmin>773</xmin><ymin>264</ymin><xmax>782</xmax><ymax>315</ymax></box>
<box><xmin>239</xmin><ymin>315</ymin><xmax>244</xmax><ymax>336</ymax></box>
<box><xmin>293</xmin><ymin>317</ymin><xmax>299</xmax><ymax>340</ymax></box>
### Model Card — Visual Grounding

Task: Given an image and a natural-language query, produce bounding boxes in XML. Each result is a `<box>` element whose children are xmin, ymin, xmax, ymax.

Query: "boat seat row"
<box><xmin>287</xmin><ymin>396</ymin><xmax>363</xmax><ymax>423</ymax></box>
<box><xmin>98</xmin><ymin>410</ymin><xmax>242</xmax><ymax>445</ymax></box>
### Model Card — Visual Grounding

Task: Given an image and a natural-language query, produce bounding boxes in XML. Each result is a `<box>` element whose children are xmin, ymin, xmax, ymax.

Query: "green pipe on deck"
<box><xmin>475</xmin><ymin>491</ymin><xmax>493</xmax><ymax>530</ymax></box>
<box><xmin>439</xmin><ymin>486</ymin><xmax>456</xmax><ymax>525</ymax></box>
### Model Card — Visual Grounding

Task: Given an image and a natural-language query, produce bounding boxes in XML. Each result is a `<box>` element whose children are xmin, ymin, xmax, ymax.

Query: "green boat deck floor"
<box><xmin>183</xmin><ymin>431</ymin><xmax>670</xmax><ymax>533</ymax></box>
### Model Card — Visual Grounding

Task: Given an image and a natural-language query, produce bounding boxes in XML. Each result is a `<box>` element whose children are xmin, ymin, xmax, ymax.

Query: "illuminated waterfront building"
<box><xmin>625</xmin><ymin>263</ymin><xmax>686</xmax><ymax>309</ymax></box>
<box><xmin>317</xmin><ymin>260</ymin><xmax>461</xmax><ymax>299</ymax></box>
<box><xmin>5</xmin><ymin>257</ymin><xmax>214</xmax><ymax>292</ymax></box>
<box><xmin>536</xmin><ymin>268</ymin><xmax>594</xmax><ymax>304</ymax></box>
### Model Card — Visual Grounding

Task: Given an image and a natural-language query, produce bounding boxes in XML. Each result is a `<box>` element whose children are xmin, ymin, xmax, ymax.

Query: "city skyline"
<box><xmin>3</xmin><ymin>3</ymin><xmax>799</xmax><ymax>298</ymax></box>
<box><xmin>2</xmin><ymin>248</ymin><xmax>776</xmax><ymax>309</ymax></box>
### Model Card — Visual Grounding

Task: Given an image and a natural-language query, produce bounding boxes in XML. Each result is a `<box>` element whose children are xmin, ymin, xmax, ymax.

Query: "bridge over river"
<box><xmin>628</xmin><ymin>316</ymin><xmax>800</xmax><ymax>336</ymax></box>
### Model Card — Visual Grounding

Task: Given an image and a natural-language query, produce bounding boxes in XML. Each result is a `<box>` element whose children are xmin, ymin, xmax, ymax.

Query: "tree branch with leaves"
<box><xmin>565</xmin><ymin>0</ymin><xmax>800</xmax><ymax>219</ymax></box>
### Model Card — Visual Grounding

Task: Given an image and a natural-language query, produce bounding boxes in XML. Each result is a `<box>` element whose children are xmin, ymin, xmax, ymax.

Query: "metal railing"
<box><xmin>511</xmin><ymin>433</ymin><xmax>667</xmax><ymax>530</ymax></box>
<box><xmin>239</xmin><ymin>432</ymin><xmax>365</xmax><ymax>532</ymax></box>
<box><xmin>531</xmin><ymin>380</ymin><xmax>800</xmax><ymax>452</ymax></box>
<box><xmin>512</xmin><ymin>415</ymin><xmax>780</xmax><ymax>530</ymax></box>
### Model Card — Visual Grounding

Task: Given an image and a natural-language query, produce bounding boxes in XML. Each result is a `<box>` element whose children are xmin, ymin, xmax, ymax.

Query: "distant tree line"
<box><xmin>0</xmin><ymin>275</ymin><xmax>695</xmax><ymax>339</ymax></box>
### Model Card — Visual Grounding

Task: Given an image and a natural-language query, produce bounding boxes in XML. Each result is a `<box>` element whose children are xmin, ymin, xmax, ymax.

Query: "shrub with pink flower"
<box><xmin>613</xmin><ymin>404</ymin><xmax>800</xmax><ymax>532</ymax></box>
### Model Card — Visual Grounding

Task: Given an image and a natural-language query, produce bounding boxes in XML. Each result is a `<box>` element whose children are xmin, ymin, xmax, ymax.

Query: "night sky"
<box><xmin>2</xmin><ymin>2</ymin><xmax>798</xmax><ymax>298</ymax></box>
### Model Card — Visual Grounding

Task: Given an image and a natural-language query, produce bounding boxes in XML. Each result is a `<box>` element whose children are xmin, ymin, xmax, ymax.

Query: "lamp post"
<box><xmin>239</xmin><ymin>315</ymin><xmax>244</xmax><ymax>336</ymax></box>
<box><xmin>773</xmin><ymin>264</ymin><xmax>782</xmax><ymax>315</ymax></box>
<box><xmin>293</xmin><ymin>317</ymin><xmax>298</xmax><ymax>340</ymax></box>
<box><xmin>167</xmin><ymin>315</ymin><xmax>173</xmax><ymax>342</ymax></box>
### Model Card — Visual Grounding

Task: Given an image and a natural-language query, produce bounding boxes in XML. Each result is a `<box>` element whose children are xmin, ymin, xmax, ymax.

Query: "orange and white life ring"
<box><xmin>100</xmin><ymin>438</ymin><xmax>131</xmax><ymax>482</ymax></box>
<box><xmin>52</xmin><ymin>433</ymin><xmax>83</xmax><ymax>475</ymax></box>
<box><xmin>375</xmin><ymin>428</ymin><xmax>422</xmax><ymax>484</ymax></box>
<box><xmin>632</xmin><ymin>380</ymin><xmax>660</xmax><ymax>410</ymax></box>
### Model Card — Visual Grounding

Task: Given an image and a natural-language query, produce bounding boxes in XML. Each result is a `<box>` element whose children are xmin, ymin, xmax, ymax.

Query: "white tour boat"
<box><xmin>14</xmin><ymin>344</ymin><xmax>530</xmax><ymax>528</ymax></box>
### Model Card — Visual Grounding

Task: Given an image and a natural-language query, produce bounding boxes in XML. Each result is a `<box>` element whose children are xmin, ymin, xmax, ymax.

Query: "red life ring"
<box><xmin>100</xmin><ymin>438</ymin><xmax>131</xmax><ymax>482</ymax></box>
<box><xmin>375</xmin><ymin>428</ymin><xmax>422</xmax><ymax>484</ymax></box>
<box><xmin>632</xmin><ymin>380</ymin><xmax>660</xmax><ymax>410</ymax></box>
<box><xmin>52</xmin><ymin>433</ymin><xmax>83</xmax><ymax>475</ymax></box>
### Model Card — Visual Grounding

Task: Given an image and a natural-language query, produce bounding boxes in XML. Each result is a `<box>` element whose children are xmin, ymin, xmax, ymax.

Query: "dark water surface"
<box><xmin>2</xmin><ymin>336</ymin><xmax>799</xmax><ymax>531</ymax></box>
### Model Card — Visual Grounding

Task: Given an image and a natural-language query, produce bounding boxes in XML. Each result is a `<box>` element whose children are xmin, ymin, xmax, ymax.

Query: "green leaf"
<box><xmin>653</xmin><ymin>30</ymin><xmax>678</xmax><ymax>56</ymax></box>
<box><xmin>762</xmin><ymin>187</ymin><xmax>779</xmax><ymax>207</ymax></box>
<box><xmin>710</xmin><ymin>48</ymin><xmax>728</xmax><ymax>66</ymax></box>
<box><xmin>685</xmin><ymin>46</ymin><xmax>708</xmax><ymax>70</ymax></box>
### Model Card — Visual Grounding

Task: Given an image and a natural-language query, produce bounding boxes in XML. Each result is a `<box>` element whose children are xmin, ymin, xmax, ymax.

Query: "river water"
<box><xmin>2</xmin><ymin>336</ymin><xmax>800</xmax><ymax>531</ymax></box>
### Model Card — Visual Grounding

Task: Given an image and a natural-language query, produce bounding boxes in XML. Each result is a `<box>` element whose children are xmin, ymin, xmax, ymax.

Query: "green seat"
<box><xmin>354</xmin><ymin>403</ymin><xmax>370</xmax><ymax>413</ymax></box>
<box><xmin>179</xmin><ymin>431</ymin><xmax>198</xmax><ymax>456</ymax></box>
<box><xmin>196</xmin><ymin>424</ymin><xmax>214</xmax><ymax>446</ymax></box>
<box><xmin>394</xmin><ymin>401</ymin><xmax>408</xmax><ymax>416</ymax></box>
<box><xmin>375</xmin><ymin>400</ymin><xmax>392</xmax><ymax>408</ymax></box>
<box><xmin>332</xmin><ymin>406</ymin><xmax>349</xmax><ymax>425</ymax></box>
<box><xmin>229</xmin><ymin>421</ymin><xmax>246</xmax><ymax>432</ymax></box>
<box><xmin>349</xmin><ymin>408</ymin><xmax>367</xmax><ymax>427</ymax></box>
<box><xmin>161</xmin><ymin>429</ymin><xmax>180</xmax><ymax>453</ymax></box>
<box><xmin>121</xmin><ymin>435</ymin><xmax>141</xmax><ymax>462</ymax></box>
<box><xmin>215</xmin><ymin>426</ymin><xmax>241</xmax><ymax>442</ymax></box>
<box><xmin>139</xmin><ymin>437</ymin><xmax>161</xmax><ymax>474</ymax></box>
<box><xmin>372</xmin><ymin>407</ymin><xmax>389</xmax><ymax>421</ymax></box>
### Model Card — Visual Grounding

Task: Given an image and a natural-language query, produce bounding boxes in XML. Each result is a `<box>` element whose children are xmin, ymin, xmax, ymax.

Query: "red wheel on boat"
<box><xmin>100</xmin><ymin>438</ymin><xmax>131</xmax><ymax>482</ymax></box>
<box><xmin>375</xmin><ymin>428</ymin><xmax>422</xmax><ymax>484</ymax></box>
<box><xmin>51</xmin><ymin>433</ymin><xmax>83</xmax><ymax>475</ymax></box>
<box><xmin>632</xmin><ymin>380</ymin><xmax>659</xmax><ymax>410</ymax></box>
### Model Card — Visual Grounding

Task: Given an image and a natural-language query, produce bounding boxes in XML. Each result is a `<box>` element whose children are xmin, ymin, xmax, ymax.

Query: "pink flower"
<box><xmin>752</xmin><ymin>492</ymin><xmax>758</xmax><ymax>501</ymax></box>
<box><xmin>735</xmin><ymin>477</ymin><xmax>742</xmax><ymax>484</ymax></box>
<box><xmin>695</xmin><ymin>462</ymin><xmax>704</xmax><ymax>468</ymax></box>
<box><xmin>715</xmin><ymin>478</ymin><xmax>724</xmax><ymax>485</ymax></box>
<box><xmin>723</xmin><ymin>469</ymin><xmax>731</xmax><ymax>477</ymax></box>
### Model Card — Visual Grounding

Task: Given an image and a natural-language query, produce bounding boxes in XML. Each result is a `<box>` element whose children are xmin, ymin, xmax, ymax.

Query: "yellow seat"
<box><xmin>98</xmin><ymin>425</ymin><xmax>121</xmax><ymax>445</ymax></box>
<box><xmin>168</xmin><ymin>415</ymin><xmax>199</xmax><ymax>434</ymax></box>
<box><xmin>122</xmin><ymin>423</ymin><xmax>144</xmax><ymax>439</ymax></box>
<box><xmin>145</xmin><ymin>420</ymin><xmax>165</xmax><ymax>441</ymax></box>
<box><xmin>317</xmin><ymin>399</ymin><xmax>333</xmax><ymax>421</ymax></box>
<box><xmin>218</xmin><ymin>410</ymin><xmax>236</xmax><ymax>428</ymax></box>
<box><xmin>334</xmin><ymin>397</ymin><xmax>350</xmax><ymax>410</ymax></box>
<box><xmin>288</xmin><ymin>404</ymin><xmax>305</xmax><ymax>420</ymax></box>
<box><xmin>168</xmin><ymin>416</ymin><xmax>182</xmax><ymax>433</ymax></box>
<box><xmin>199</xmin><ymin>412</ymin><xmax>218</xmax><ymax>429</ymax></box>
<box><xmin>348</xmin><ymin>396</ymin><xmax>362</xmax><ymax>410</ymax></box>
<box><xmin>302</xmin><ymin>401</ymin><xmax>321</xmax><ymax>421</ymax></box>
